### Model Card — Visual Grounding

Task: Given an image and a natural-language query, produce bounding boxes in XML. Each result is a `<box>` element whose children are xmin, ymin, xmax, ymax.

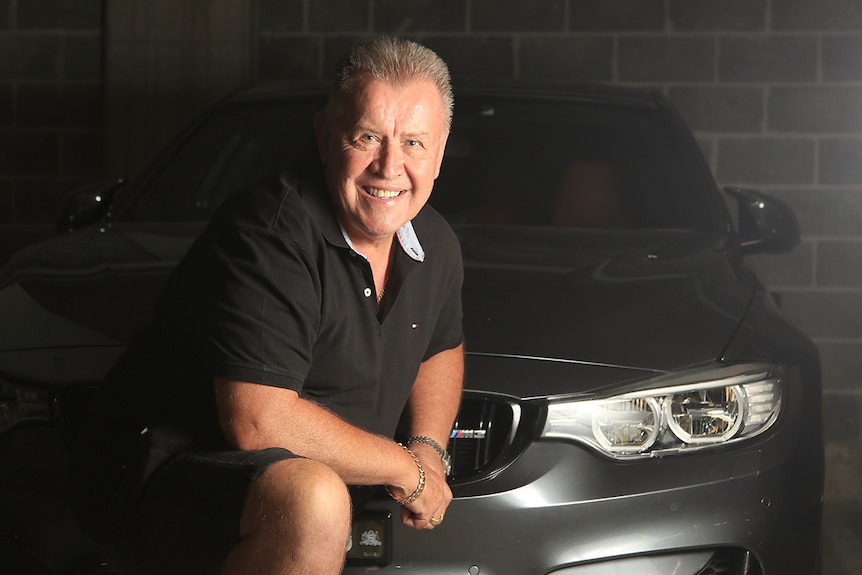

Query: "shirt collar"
<box><xmin>339</xmin><ymin>221</ymin><xmax>425</xmax><ymax>263</ymax></box>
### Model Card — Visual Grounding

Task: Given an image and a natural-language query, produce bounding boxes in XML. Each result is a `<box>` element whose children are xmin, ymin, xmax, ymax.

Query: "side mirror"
<box><xmin>55</xmin><ymin>179</ymin><xmax>125</xmax><ymax>232</ymax></box>
<box><xmin>724</xmin><ymin>187</ymin><xmax>800</xmax><ymax>255</ymax></box>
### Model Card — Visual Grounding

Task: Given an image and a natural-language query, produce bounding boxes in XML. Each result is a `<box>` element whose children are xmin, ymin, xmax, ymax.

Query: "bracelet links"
<box><xmin>407</xmin><ymin>435</ymin><xmax>452</xmax><ymax>476</ymax></box>
<box><xmin>386</xmin><ymin>443</ymin><xmax>426</xmax><ymax>505</ymax></box>
<box><xmin>407</xmin><ymin>435</ymin><xmax>447</xmax><ymax>459</ymax></box>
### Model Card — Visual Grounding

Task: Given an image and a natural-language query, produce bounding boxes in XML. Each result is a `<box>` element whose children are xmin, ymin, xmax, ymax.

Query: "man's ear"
<box><xmin>313</xmin><ymin>111</ymin><xmax>330</xmax><ymax>164</ymax></box>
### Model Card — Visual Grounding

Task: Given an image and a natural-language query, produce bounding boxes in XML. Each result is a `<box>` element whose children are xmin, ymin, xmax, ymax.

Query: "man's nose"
<box><xmin>374</xmin><ymin>140</ymin><xmax>403</xmax><ymax>179</ymax></box>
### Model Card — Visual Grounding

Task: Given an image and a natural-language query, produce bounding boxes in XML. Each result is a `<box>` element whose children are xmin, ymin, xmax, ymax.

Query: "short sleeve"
<box><xmin>162</xmin><ymin>180</ymin><xmax>323</xmax><ymax>391</ymax></box>
<box><xmin>198</xmin><ymin>222</ymin><xmax>320</xmax><ymax>389</ymax></box>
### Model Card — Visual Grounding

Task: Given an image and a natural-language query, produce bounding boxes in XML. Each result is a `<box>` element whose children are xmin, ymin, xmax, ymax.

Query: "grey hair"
<box><xmin>328</xmin><ymin>36</ymin><xmax>454</xmax><ymax>129</ymax></box>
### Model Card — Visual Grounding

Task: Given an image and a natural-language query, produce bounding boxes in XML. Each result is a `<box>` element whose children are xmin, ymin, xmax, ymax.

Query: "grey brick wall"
<box><xmin>0</xmin><ymin>0</ymin><xmax>102</xmax><ymax>242</ymax></box>
<box><xmin>2</xmin><ymin>0</ymin><xmax>861</xmax><ymax>443</ymax></box>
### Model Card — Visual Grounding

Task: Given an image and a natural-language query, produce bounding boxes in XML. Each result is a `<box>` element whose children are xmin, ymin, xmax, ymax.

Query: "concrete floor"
<box><xmin>823</xmin><ymin>503</ymin><xmax>862</xmax><ymax>575</ymax></box>
<box><xmin>822</xmin><ymin>440</ymin><xmax>862</xmax><ymax>575</ymax></box>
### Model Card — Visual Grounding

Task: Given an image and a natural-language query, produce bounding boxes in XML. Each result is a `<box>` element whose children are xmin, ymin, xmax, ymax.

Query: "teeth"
<box><xmin>366</xmin><ymin>187</ymin><xmax>402</xmax><ymax>199</ymax></box>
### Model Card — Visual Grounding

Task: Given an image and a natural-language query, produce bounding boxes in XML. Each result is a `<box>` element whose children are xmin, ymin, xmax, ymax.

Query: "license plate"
<box><xmin>346</xmin><ymin>510</ymin><xmax>392</xmax><ymax>566</ymax></box>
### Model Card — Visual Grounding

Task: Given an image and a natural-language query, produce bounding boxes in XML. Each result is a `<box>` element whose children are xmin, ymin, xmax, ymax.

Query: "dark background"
<box><xmin>1</xmin><ymin>0</ymin><xmax>859</xmax><ymax>518</ymax></box>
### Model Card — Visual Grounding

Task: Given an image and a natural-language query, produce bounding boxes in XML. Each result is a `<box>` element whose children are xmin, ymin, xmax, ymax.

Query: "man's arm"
<box><xmin>400</xmin><ymin>342</ymin><xmax>465</xmax><ymax>527</ymax></box>
<box><xmin>215</xmin><ymin>378</ymin><xmax>414</xmax><ymax>486</ymax></box>
<box><xmin>214</xmin><ymin>375</ymin><xmax>450</xmax><ymax>528</ymax></box>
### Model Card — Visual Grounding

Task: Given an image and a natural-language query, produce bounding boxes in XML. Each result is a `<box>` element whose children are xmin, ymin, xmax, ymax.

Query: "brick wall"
<box><xmin>0</xmin><ymin>0</ymin><xmax>103</xmax><ymax>249</ymax></box>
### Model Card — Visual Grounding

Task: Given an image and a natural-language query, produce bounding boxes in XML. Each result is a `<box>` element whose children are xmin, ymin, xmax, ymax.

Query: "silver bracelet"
<box><xmin>408</xmin><ymin>435</ymin><xmax>452</xmax><ymax>476</ymax></box>
<box><xmin>386</xmin><ymin>444</ymin><xmax>426</xmax><ymax>505</ymax></box>
<box><xmin>407</xmin><ymin>435</ymin><xmax>447</xmax><ymax>459</ymax></box>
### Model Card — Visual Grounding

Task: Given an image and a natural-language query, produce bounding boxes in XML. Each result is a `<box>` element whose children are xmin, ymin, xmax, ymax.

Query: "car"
<box><xmin>0</xmin><ymin>82</ymin><xmax>823</xmax><ymax>575</ymax></box>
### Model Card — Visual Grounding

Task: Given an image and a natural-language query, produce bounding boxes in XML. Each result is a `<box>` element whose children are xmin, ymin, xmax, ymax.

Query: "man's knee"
<box><xmin>241</xmin><ymin>458</ymin><xmax>351</xmax><ymax>539</ymax></box>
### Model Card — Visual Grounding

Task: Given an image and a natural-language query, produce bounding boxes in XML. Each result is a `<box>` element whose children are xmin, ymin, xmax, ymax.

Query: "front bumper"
<box><xmin>344</xmin><ymin>427</ymin><xmax>823</xmax><ymax>575</ymax></box>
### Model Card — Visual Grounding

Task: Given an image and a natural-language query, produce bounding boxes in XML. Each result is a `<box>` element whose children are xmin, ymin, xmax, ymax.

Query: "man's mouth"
<box><xmin>365</xmin><ymin>186</ymin><xmax>404</xmax><ymax>199</ymax></box>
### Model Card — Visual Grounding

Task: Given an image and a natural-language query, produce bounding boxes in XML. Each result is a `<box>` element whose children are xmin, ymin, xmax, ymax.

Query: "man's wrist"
<box><xmin>407</xmin><ymin>435</ymin><xmax>452</xmax><ymax>476</ymax></box>
<box><xmin>386</xmin><ymin>444</ymin><xmax>426</xmax><ymax>505</ymax></box>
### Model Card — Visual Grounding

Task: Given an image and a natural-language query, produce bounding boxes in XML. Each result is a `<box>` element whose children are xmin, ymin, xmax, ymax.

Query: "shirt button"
<box><xmin>363</xmin><ymin>287</ymin><xmax>372</xmax><ymax>297</ymax></box>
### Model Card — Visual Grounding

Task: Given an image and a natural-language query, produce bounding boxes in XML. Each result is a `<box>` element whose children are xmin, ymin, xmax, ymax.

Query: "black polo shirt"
<box><xmin>102</xmin><ymin>165</ymin><xmax>464</xmax><ymax>441</ymax></box>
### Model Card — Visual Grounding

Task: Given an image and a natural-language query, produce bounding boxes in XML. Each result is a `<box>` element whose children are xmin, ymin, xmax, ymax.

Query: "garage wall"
<box><xmin>104</xmin><ymin>0</ymin><xmax>254</xmax><ymax>178</ymax></box>
<box><xmin>0</xmin><ymin>0</ymin><xmax>103</xmax><ymax>247</ymax></box>
<box><xmin>1</xmin><ymin>0</ymin><xmax>860</xmax><ymax>493</ymax></box>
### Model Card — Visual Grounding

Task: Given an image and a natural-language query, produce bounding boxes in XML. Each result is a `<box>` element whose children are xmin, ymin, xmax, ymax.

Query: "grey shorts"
<box><xmin>68</xmin><ymin>423</ymin><xmax>298</xmax><ymax>575</ymax></box>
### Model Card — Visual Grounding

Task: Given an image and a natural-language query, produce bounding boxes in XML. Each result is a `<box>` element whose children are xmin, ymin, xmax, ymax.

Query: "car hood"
<box><xmin>456</xmin><ymin>226</ymin><xmax>755</xmax><ymax>395</ymax></box>
<box><xmin>0</xmin><ymin>225</ymin><xmax>754</xmax><ymax>393</ymax></box>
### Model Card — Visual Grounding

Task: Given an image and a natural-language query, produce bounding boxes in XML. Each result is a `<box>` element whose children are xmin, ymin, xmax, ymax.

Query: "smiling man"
<box><xmin>67</xmin><ymin>37</ymin><xmax>464</xmax><ymax>575</ymax></box>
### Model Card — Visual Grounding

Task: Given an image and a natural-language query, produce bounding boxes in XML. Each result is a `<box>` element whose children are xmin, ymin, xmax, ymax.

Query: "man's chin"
<box><xmin>345</xmin><ymin>219</ymin><xmax>405</xmax><ymax>247</ymax></box>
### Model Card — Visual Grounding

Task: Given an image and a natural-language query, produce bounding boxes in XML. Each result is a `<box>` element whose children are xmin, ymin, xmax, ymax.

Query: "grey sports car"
<box><xmin>0</xmin><ymin>83</ymin><xmax>822</xmax><ymax>575</ymax></box>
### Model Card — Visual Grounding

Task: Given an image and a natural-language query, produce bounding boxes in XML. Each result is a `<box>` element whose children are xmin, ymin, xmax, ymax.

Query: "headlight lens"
<box><xmin>542</xmin><ymin>362</ymin><xmax>782</xmax><ymax>459</ymax></box>
<box><xmin>665</xmin><ymin>385</ymin><xmax>743</xmax><ymax>444</ymax></box>
<box><xmin>592</xmin><ymin>397</ymin><xmax>661</xmax><ymax>453</ymax></box>
<box><xmin>0</xmin><ymin>379</ymin><xmax>53</xmax><ymax>433</ymax></box>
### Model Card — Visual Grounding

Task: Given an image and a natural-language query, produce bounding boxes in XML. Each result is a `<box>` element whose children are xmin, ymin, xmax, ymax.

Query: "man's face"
<box><xmin>314</xmin><ymin>77</ymin><xmax>449</xmax><ymax>247</ymax></box>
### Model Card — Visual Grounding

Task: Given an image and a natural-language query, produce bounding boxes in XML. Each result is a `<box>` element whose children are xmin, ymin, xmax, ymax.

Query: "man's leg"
<box><xmin>221</xmin><ymin>458</ymin><xmax>352</xmax><ymax>575</ymax></box>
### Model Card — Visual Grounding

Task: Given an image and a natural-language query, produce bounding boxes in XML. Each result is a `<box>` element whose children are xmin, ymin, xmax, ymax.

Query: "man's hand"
<box><xmin>398</xmin><ymin>442</ymin><xmax>452</xmax><ymax>529</ymax></box>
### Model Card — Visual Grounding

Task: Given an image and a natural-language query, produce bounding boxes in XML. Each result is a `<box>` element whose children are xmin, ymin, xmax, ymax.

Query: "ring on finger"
<box><xmin>429</xmin><ymin>515</ymin><xmax>444</xmax><ymax>526</ymax></box>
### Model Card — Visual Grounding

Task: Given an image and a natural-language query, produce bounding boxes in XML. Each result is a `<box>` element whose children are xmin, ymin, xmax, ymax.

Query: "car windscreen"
<box><xmin>432</xmin><ymin>96</ymin><xmax>723</xmax><ymax>232</ymax></box>
<box><xmin>116</xmin><ymin>93</ymin><xmax>725</xmax><ymax>232</ymax></box>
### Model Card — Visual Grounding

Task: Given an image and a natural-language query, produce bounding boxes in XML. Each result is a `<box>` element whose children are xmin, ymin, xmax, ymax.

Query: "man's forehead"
<box><xmin>338</xmin><ymin>78</ymin><xmax>445</xmax><ymax>121</ymax></box>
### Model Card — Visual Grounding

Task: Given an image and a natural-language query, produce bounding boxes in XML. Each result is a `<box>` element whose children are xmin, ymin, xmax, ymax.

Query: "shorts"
<box><xmin>67</xmin><ymin>422</ymin><xmax>298</xmax><ymax>575</ymax></box>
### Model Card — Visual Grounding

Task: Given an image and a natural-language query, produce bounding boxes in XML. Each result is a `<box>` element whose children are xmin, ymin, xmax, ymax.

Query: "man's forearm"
<box><xmin>215</xmin><ymin>378</ymin><xmax>421</xmax><ymax>492</ymax></box>
<box><xmin>405</xmin><ymin>343</ymin><xmax>465</xmax><ymax>457</ymax></box>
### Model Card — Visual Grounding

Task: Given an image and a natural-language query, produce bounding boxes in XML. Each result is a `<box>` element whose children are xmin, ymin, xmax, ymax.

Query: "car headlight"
<box><xmin>0</xmin><ymin>378</ymin><xmax>53</xmax><ymax>434</ymax></box>
<box><xmin>542</xmin><ymin>362</ymin><xmax>782</xmax><ymax>459</ymax></box>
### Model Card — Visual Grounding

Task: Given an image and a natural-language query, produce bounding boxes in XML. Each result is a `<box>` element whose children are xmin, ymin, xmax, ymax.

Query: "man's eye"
<box><xmin>406</xmin><ymin>140</ymin><xmax>421</xmax><ymax>147</ymax></box>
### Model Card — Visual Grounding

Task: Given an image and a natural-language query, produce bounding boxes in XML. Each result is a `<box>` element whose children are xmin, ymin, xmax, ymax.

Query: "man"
<box><xmin>67</xmin><ymin>37</ymin><xmax>464</xmax><ymax>575</ymax></box>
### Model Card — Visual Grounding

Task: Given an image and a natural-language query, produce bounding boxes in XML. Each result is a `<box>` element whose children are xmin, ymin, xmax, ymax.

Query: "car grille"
<box><xmin>446</xmin><ymin>394</ymin><xmax>542</xmax><ymax>483</ymax></box>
